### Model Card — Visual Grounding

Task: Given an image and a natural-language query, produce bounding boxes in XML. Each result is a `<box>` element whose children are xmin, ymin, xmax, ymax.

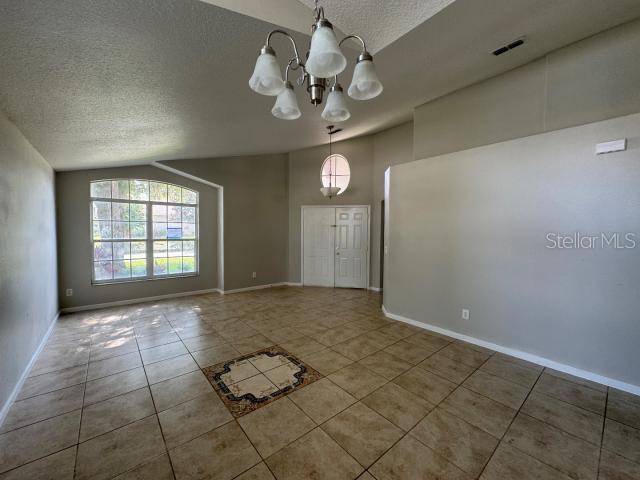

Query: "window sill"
<box><xmin>92</xmin><ymin>273</ymin><xmax>199</xmax><ymax>286</ymax></box>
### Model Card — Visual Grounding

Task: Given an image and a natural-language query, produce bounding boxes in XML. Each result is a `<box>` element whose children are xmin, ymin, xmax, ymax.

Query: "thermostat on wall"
<box><xmin>596</xmin><ymin>139</ymin><xmax>627</xmax><ymax>155</ymax></box>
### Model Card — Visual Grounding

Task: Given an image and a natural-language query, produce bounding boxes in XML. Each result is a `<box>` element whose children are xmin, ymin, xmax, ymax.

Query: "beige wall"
<box><xmin>371</xmin><ymin>123</ymin><xmax>413</xmax><ymax>288</ymax></box>
<box><xmin>390</xmin><ymin>20</ymin><xmax>640</xmax><ymax>388</ymax></box>
<box><xmin>162</xmin><ymin>155</ymin><xmax>288</xmax><ymax>291</ymax></box>
<box><xmin>56</xmin><ymin>165</ymin><xmax>218</xmax><ymax>309</ymax></box>
<box><xmin>413</xmin><ymin>19</ymin><xmax>640</xmax><ymax>160</ymax></box>
<box><xmin>385</xmin><ymin>113</ymin><xmax>640</xmax><ymax>387</ymax></box>
<box><xmin>0</xmin><ymin>112</ymin><xmax>58</xmax><ymax>416</ymax></box>
<box><xmin>287</xmin><ymin>136</ymin><xmax>374</xmax><ymax>284</ymax></box>
<box><xmin>286</xmin><ymin>124</ymin><xmax>413</xmax><ymax>288</ymax></box>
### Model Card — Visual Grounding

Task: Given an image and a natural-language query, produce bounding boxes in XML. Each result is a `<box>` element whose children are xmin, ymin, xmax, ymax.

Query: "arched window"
<box><xmin>90</xmin><ymin>179</ymin><xmax>198</xmax><ymax>283</ymax></box>
<box><xmin>320</xmin><ymin>154</ymin><xmax>350</xmax><ymax>195</ymax></box>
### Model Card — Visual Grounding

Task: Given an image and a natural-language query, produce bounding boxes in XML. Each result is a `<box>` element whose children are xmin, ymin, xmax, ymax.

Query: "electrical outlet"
<box><xmin>461</xmin><ymin>308</ymin><xmax>470</xmax><ymax>320</ymax></box>
<box><xmin>252</xmin><ymin>271</ymin><xmax>257</xmax><ymax>279</ymax></box>
<box><xmin>66</xmin><ymin>288</ymin><xmax>73</xmax><ymax>297</ymax></box>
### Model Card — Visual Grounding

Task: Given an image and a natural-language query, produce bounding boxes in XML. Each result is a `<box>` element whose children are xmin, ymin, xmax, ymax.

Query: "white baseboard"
<box><xmin>0</xmin><ymin>310</ymin><xmax>59</xmax><ymax>429</ymax></box>
<box><xmin>221</xmin><ymin>283</ymin><xmax>289</xmax><ymax>295</ymax></box>
<box><xmin>61</xmin><ymin>288</ymin><xmax>221</xmax><ymax>313</ymax></box>
<box><xmin>284</xmin><ymin>282</ymin><xmax>303</xmax><ymax>287</ymax></box>
<box><xmin>368</xmin><ymin>286</ymin><xmax>383</xmax><ymax>292</ymax></box>
<box><xmin>382</xmin><ymin>305</ymin><xmax>640</xmax><ymax>396</ymax></box>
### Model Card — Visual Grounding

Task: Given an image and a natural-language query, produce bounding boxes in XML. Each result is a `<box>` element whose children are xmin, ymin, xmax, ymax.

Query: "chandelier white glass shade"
<box><xmin>248</xmin><ymin>48</ymin><xmax>285</xmax><ymax>96</ymax></box>
<box><xmin>348</xmin><ymin>56</ymin><xmax>384</xmax><ymax>100</ymax></box>
<box><xmin>271</xmin><ymin>82</ymin><xmax>301</xmax><ymax>120</ymax></box>
<box><xmin>248</xmin><ymin>1</ymin><xmax>382</xmax><ymax>122</ymax></box>
<box><xmin>321</xmin><ymin>84</ymin><xmax>350</xmax><ymax>122</ymax></box>
<box><xmin>306</xmin><ymin>22</ymin><xmax>347</xmax><ymax>78</ymax></box>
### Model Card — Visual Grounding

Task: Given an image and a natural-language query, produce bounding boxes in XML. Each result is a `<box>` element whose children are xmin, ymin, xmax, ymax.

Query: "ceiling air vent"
<box><xmin>492</xmin><ymin>38</ymin><xmax>525</xmax><ymax>56</ymax></box>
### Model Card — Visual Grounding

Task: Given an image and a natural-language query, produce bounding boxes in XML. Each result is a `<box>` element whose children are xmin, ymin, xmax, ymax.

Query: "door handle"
<box><xmin>336</xmin><ymin>252</ymin><xmax>340</xmax><ymax>255</ymax></box>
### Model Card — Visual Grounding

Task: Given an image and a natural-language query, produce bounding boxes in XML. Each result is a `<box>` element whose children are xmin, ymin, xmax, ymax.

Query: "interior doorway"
<box><xmin>301</xmin><ymin>205</ymin><xmax>370</xmax><ymax>288</ymax></box>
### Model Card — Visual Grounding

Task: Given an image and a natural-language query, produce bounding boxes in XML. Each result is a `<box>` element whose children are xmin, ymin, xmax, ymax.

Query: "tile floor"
<box><xmin>1</xmin><ymin>286</ymin><xmax>639</xmax><ymax>479</ymax></box>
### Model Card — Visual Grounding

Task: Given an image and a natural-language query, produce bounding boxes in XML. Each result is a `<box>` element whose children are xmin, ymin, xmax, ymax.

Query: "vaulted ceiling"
<box><xmin>1</xmin><ymin>0</ymin><xmax>639</xmax><ymax>169</ymax></box>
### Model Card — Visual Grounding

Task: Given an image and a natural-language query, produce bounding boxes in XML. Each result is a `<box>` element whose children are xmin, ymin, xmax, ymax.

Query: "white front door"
<box><xmin>302</xmin><ymin>207</ymin><xmax>335</xmax><ymax>287</ymax></box>
<box><xmin>334</xmin><ymin>207</ymin><xmax>368</xmax><ymax>288</ymax></box>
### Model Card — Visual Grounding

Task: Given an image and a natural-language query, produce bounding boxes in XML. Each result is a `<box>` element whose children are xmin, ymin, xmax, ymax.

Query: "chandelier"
<box><xmin>248</xmin><ymin>0</ymin><xmax>383</xmax><ymax>122</ymax></box>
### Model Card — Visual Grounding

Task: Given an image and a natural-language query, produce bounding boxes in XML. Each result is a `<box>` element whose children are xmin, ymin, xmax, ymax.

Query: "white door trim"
<box><xmin>301</xmin><ymin>205</ymin><xmax>370</xmax><ymax>289</ymax></box>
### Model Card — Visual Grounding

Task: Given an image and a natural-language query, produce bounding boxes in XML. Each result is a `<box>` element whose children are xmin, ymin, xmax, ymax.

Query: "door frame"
<box><xmin>301</xmin><ymin>205</ymin><xmax>371</xmax><ymax>289</ymax></box>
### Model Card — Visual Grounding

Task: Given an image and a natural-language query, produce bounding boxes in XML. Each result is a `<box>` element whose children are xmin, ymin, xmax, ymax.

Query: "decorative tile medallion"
<box><xmin>203</xmin><ymin>346</ymin><xmax>322</xmax><ymax>417</ymax></box>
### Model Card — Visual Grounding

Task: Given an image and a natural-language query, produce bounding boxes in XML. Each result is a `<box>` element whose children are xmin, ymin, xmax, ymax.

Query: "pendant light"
<box><xmin>320</xmin><ymin>126</ymin><xmax>342</xmax><ymax>198</ymax></box>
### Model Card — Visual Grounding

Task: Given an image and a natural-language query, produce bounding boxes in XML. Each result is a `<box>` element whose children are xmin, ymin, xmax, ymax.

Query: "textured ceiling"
<box><xmin>1</xmin><ymin>0</ymin><xmax>640</xmax><ymax>170</ymax></box>
<box><xmin>297</xmin><ymin>0</ymin><xmax>456</xmax><ymax>53</ymax></box>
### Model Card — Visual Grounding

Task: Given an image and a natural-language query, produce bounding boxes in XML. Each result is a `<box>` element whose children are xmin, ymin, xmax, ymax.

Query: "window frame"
<box><xmin>89</xmin><ymin>179</ymin><xmax>200</xmax><ymax>285</ymax></box>
<box><xmin>320</xmin><ymin>154</ymin><xmax>350</xmax><ymax>195</ymax></box>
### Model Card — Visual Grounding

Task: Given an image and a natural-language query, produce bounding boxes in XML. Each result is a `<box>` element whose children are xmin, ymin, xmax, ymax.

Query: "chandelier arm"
<box><xmin>266</xmin><ymin>29</ymin><xmax>303</xmax><ymax>67</ymax></box>
<box><xmin>285</xmin><ymin>58</ymin><xmax>307</xmax><ymax>86</ymax></box>
<box><xmin>338</xmin><ymin>34</ymin><xmax>367</xmax><ymax>53</ymax></box>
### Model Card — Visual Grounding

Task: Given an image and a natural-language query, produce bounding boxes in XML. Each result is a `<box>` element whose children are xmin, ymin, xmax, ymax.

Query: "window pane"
<box><xmin>150</xmin><ymin>182</ymin><xmax>167</xmax><ymax>202</ymax></box>
<box><xmin>167</xmin><ymin>223</ymin><xmax>182</xmax><ymax>239</ymax></box>
<box><xmin>168</xmin><ymin>241</ymin><xmax>182</xmax><ymax>257</ymax></box>
<box><xmin>153</xmin><ymin>241</ymin><xmax>167</xmax><ymax>257</ymax></box>
<box><xmin>130</xmin><ymin>204</ymin><xmax>146</xmax><ymax>221</ymax></box>
<box><xmin>168</xmin><ymin>257</ymin><xmax>183</xmax><ymax>274</ymax></box>
<box><xmin>168</xmin><ymin>185</ymin><xmax>181</xmax><ymax>203</ymax></box>
<box><xmin>154</xmin><ymin>258</ymin><xmax>168</xmax><ymax>275</ymax></box>
<box><xmin>112</xmin><ymin>222</ymin><xmax>130</xmax><ymax>239</ymax></box>
<box><xmin>112</xmin><ymin>180</ymin><xmax>130</xmax><ymax>199</ymax></box>
<box><xmin>153</xmin><ymin>223</ymin><xmax>167</xmax><ymax>239</ymax></box>
<box><xmin>113</xmin><ymin>260</ymin><xmax>130</xmax><ymax>279</ymax></box>
<box><xmin>112</xmin><ymin>202</ymin><xmax>130</xmax><ymax>221</ymax></box>
<box><xmin>182</xmin><ymin>189</ymin><xmax>197</xmax><ymax>204</ymax></box>
<box><xmin>167</xmin><ymin>205</ymin><xmax>181</xmax><ymax>222</ymax></box>
<box><xmin>334</xmin><ymin>175</ymin><xmax>349</xmax><ymax>192</ymax></box>
<box><xmin>112</xmin><ymin>242</ymin><xmax>130</xmax><ymax>260</ymax></box>
<box><xmin>130</xmin><ymin>222</ymin><xmax>147</xmax><ymax>239</ymax></box>
<box><xmin>91</xmin><ymin>181</ymin><xmax>112</xmax><ymax>199</ymax></box>
<box><xmin>183</xmin><ymin>240</ymin><xmax>195</xmax><ymax>257</ymax></box>
<box><xmin>333</xmin><ymin>156</ymin><xmax>350</xmax><ymax>175</ymax></box>
<box><xmin>131</xmin><ymin>259</ymin><xmax>146</xmax><ymax>277</ymax></box>
<box><xmin>92</xmin><ymin>201</ymin><xmax>111</xmax><ymax>220</ymax></box>
<box><xmin>130</xmin><ymin>180</ymin><xmax>149</xmax><ymax>201</ymax></box>
<box><xmin>94</xmin><ymin>261</ymin><xmax>112</xmax><ymax>281</ymax></box>
<box><xmin>90</xmin><ymin>179</ymin><xmax>198</xmax><ymax>283</ymax></box>
<box><xmin>182</xmin><ymin>257</ymin><xmax>196</xmax><ymax>273</ymax></box>
<box><xmin>182</xmin><ymin>223</ymin><xmax>196</xmax><ymax>239</ymax></box>
<box><xmin>93</xmin><ymin>242</ymin><xmax>112</xmax><ymax>261</ymax></box>
<box><xmin>152</xmin><ymin>204</ymin><xmax>167</xmax><ymax>222</ymax></box>
<box><xmin>131</xmin><ymin>241</ymin><xmax>146</xmax><ymax>257</ymax></box>
<box><xmin>93</xmin><ymin>221</ymin><xmax>112</xmax><ymax>240</ymax></box>
<box><xmin>182</xmin><ymin>207</ymin><xmax>196</xmax><ymax>223</ymax></box>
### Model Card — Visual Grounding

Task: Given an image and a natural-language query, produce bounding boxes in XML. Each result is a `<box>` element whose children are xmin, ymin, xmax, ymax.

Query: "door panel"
<box><xmin>303</xmin><ymin>208</ymin><xmax>335</xmax><ymax>287</ymax></box>
<box><xmin>334</xmin><ymin>207</ymin><xmax>368</xmax><ymax>288</ymax></box>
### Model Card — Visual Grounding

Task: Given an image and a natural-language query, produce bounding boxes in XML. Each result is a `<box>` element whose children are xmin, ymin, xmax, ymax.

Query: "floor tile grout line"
<box><xmin>10</xmin><ymin>289</ymin><xmax>635</xmax><ymax>479</ymax></box>
<box><xmin>135</xmin><ymin>323</ymin><xmax>179</xmax><ymax>480</ymax></box>
<box><xmin>474</xmin><ymin>363</ymin><xmax>545</xmax><ymax>479</ymax></box>
<box><xmin>374</xmin><ymin>347</ymin><xmax>503</xmax><ymax>475</ymax></box>
<box><xmin>74</xmin><ymin>316</ymin><xmax>99</xmax><ymax>480</ymax></box>
<box><xmin>479</xmin><ymin>366</ymin><xmax>608</xmax><ymax>480</ymax></box>
<box><xmin>597</xmin><ymin>387</ymin><xmax>609</xmax><ymax>478</ymax></box>
<box><xmin>341</xmin><ymin>345</ymin><xmax>492</xmax><ymax>477</ymax></box>
<box><xmin>0</xmin><ymin>444</ymin><xmax>78</xmax><ymax>477</ymax></box>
